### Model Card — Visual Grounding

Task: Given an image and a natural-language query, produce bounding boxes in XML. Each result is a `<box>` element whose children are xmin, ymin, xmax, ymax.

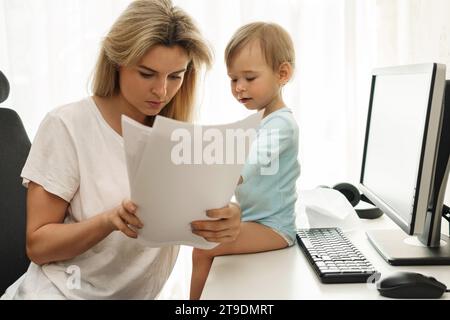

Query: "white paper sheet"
<box><xmin>122</xmin><ymin>116</ymin><xmax>153</xmax><ymax>183</ymax></box>
<box><xmin>122</xmin><ymin>112</ymin><xmax>263</xmax><ymax>249</ymax></box>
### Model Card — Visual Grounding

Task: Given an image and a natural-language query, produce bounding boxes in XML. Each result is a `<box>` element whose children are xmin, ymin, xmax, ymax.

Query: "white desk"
<box><xmin>201</xmin><ymin>202</ymin><xmax>450</xmax><ymax>300</ymax></box>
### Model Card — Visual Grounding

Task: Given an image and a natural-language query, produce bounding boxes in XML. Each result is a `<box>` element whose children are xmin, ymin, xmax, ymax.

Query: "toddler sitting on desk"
<box><xmin>190</xmin><ymin>22</ymin><xmax>301</xmax><ymax>300</ymax></box>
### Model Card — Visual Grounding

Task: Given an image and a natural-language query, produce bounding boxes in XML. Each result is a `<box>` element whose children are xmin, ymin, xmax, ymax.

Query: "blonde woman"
<box><xmin>2</xmin><ymin>0</ymin><xmax>241</xmax><ymax>300</ymax></box>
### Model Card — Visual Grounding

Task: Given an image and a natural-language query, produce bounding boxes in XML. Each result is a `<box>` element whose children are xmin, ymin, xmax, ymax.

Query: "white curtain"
<box><xmin>1</xmin><ymin>0</ymin><xmax>450</xmax><ymax>299</ymax></box>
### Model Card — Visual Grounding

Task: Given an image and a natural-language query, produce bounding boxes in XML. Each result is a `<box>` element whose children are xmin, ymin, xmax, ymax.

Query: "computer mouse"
<box><xmin>377</xmin><ymin>272</ymin><xmax>447</xmax><ymax>299</ymax></box>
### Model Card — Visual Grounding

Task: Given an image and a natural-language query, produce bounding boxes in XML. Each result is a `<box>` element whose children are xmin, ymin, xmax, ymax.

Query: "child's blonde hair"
<box><xmin>92</xmin><ymin>0</ymin><xmax>213</xmax><ymax>123</ymax></box>
<box><xmin>225</xmin><ymin>22</ymin><xmax>295</xmax><ymax>72</ymax></box>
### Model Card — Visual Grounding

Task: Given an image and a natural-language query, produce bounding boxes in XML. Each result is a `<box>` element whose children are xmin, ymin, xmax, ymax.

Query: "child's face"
<box><xmin>227</xmin><ymin>40</ymin><xmax>283</xmax><ymax>112</ymax></box>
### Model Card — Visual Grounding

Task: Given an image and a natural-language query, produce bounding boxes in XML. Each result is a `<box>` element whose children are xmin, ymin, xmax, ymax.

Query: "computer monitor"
<box><xmin>359</xmin><ymin>63</ymin><xmax>450</xmax><ymax>265</ymax></box>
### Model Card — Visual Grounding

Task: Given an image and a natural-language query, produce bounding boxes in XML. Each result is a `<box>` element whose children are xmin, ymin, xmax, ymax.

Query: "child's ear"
<box><xmin>278</xmin><ymin>62</ymin><xmax>293</xmax><ymax>86</ymax></box>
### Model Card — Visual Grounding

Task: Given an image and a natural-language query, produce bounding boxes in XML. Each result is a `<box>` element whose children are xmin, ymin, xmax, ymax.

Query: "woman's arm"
<box><xmin>26</xmin><ymin>182</ymin><xmax>143</xmax><ymax>266</ymax></box>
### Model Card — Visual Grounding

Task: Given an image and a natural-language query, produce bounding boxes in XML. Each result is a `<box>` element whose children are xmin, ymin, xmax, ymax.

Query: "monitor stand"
<box><xmin>366</xmin><ymin>229</ymin><xmax>450</xmax><ymax>265</ymax></box>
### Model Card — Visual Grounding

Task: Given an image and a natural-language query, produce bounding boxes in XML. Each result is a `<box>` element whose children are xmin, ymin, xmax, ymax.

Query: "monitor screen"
<box><xmin>362</xmin><ymin>72</ymin><xmax>431</xmax><ymax>229</ymax></box>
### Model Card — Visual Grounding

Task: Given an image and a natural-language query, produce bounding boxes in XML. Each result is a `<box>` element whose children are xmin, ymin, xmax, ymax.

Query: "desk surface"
<box><xmin>201</xmin><ymin>212</ymin><xmax>450</xmax><ymax>300</ymax></box>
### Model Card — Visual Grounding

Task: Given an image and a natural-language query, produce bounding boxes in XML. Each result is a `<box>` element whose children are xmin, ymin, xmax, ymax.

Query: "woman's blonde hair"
<box><xmin>225</xmin><ymin>22</ymin><xmax>295</xmax><ymax>72</ymax></box>
<box><xmin>92</xmin><ymin>0</ymin><xmax>213</xmax><ymax>122</ymax></box>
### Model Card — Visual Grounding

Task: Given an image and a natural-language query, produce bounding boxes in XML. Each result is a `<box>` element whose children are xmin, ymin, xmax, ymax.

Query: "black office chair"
<box><xmin>0</xmin><ymin>70</ymin><xmax>31</xmax><ymax>295</ymax></box>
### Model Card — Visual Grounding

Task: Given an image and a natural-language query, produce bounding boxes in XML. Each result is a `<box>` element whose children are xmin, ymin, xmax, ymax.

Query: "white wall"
<box><xmin>1</xmin><ymin>0</ymin><xmax>450</xmax><ymax>197</ymax></box>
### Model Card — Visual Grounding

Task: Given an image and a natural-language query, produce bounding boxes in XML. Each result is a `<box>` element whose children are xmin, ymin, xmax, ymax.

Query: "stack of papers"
<box><xmin>122</xmin><ymin>113</ymin><xmax>262</xmax><ymax>249</ymax></box>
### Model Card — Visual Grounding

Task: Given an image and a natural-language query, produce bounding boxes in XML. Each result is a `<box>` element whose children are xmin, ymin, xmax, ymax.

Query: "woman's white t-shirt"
<box><xmin>8</xmin><ymin>97</ymin><xmax>179</xmax><ymax>300</ymax></box>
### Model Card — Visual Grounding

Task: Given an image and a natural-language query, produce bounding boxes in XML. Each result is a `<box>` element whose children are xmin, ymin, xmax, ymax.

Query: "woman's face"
<box><xmin>119</xmin><ymin>45</ymin><xmax>190</xmax><ymax>117</ymax></box>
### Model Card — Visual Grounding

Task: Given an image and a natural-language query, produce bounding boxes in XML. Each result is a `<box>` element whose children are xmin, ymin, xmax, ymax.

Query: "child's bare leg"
<box><xmin>190</xmin><ymin>221</ymin><xmax>289</xmax><ymax>300</ymax></box>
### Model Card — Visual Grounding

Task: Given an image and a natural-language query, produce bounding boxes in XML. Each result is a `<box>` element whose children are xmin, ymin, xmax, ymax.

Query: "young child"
<box><xmin>190</xmin><ymin>22</ymin><xmax>300</xmax><ymax>300</ymax></box>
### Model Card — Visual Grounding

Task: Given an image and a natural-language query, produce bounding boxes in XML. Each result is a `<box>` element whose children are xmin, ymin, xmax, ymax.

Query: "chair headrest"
<box><xmin>0</xmin><ymin>70</ymin><xmax>10</xmax><ymax>103</ymax></box>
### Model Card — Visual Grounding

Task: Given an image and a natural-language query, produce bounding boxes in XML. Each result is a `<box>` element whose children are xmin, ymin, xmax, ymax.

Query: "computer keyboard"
<box><xmin>296</xmin><ymin>228</ymin><xmax>378</xmax><ymax>284</ymax></box>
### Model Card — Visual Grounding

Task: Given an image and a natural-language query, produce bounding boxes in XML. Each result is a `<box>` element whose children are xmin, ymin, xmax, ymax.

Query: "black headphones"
<box><xmin>0</xmin><ymin>70</ymin><xmax>10</xmax><ymax>103</ymax></box>
<box><xmin>319</xmin><ymin>183</ymin><xmax>384</xmax><ymax>220</ymax></box>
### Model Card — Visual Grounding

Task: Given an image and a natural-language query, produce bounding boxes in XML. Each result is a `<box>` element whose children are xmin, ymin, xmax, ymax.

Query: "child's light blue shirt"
<box><xmin>235</xmin><ymin>107</ymin><xmax>300</xmax><ymax>244</ymax></box>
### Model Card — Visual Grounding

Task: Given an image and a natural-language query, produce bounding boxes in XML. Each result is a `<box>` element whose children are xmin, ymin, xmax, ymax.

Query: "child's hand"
<box><xmin>103</xmin><ymin>200</ymin><xmax>144</xmax><ymax>239</ymax></box>
<box><xmin>191</xmin><ymin>203</ymin><xmax>242</xmax><ymax>243</ymax></box>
